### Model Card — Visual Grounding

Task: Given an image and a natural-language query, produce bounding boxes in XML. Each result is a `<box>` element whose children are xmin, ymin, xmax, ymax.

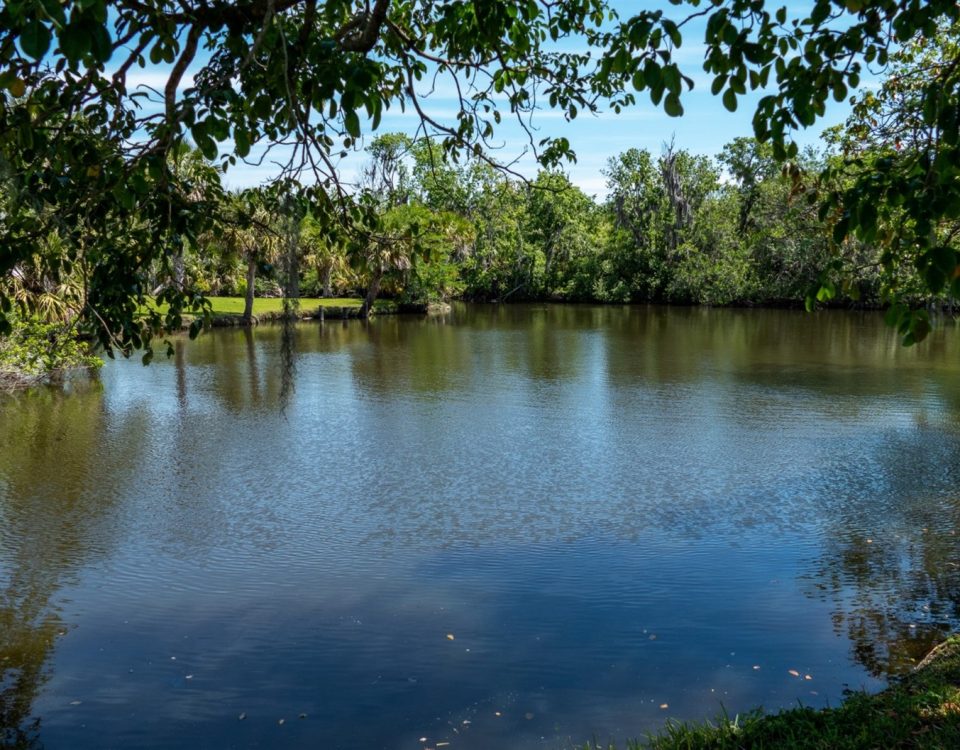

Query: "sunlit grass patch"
<box><xmin>147</xmin><ymin>296</ymin><xmax>365</xmax><ymax>316</ymax></box>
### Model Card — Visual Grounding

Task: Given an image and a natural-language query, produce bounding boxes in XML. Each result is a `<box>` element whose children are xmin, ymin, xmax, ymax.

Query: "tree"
<box><xmin>217</xmin><ymin>191</ymin><xmax>283</xmax><ymax>323</ymax></box>
<box><xmin>524</xmin><ymin>171</ymin><xmax>600</xmax><ymax>299</ymax></box>
<box><xmin>602</xmin><ymin>148</ymin><xmax>664</xmax><ymax>298</ymax></box>
<box><xmin>719</xmin><ymin>137</ymin><xmax>779</xmax><ymax>235</ymax></box>
<box><xmin>0</xmin><ymin>0</ymin><xmax>620</xmax><ymax>351</ymax></box>
<box><xmin>819</xmin><ymin>20</ymin><xmax>960</xmax><ymax>342</ymax></box>
<box><xmin>3</xmin><ymin>0</ymin><xmax>960</xmax><ymax>351</ymax></box>
<box><xmin>300</xmin><ymin>213</ymin><xmax>347</xmax><ymax>298</ymax></box>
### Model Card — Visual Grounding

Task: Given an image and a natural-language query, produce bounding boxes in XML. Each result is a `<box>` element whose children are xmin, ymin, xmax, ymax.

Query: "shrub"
<box><xmin>0</xmin><ymin>316</ymin><xmax>102</xmax><ymax>388</ymax></box>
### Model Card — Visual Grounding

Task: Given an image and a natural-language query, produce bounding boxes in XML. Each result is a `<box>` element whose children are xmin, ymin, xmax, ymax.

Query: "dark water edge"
<box><xmin>2</xmin><ymin>304</ymin><xmax>959</xmax><ymax>749</ymax></box>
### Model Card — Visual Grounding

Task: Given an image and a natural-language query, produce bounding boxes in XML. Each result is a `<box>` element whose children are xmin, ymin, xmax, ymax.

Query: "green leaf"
<box><xmin>722</xmin><ymin>88</ymin><xmax>737</xmax><ymax>112</ymax></box>
<box><xmin>8</xmin><ymin>77</ymin><xmax>26</xmax><ymax>98</ymax></box>
<box><xmin>21</xmin><ymin>20</ymin><xmax>52</xmax><ymax>60</ymax></box>
<box><xmin>61</xmin><ymin>23</ymin><xmax>92</xmax><ymax>61</ymax></box>
<box><xmin>644</xmin><ymin>62</ymin><xmax>661</xmax><ymax>89</ymax></box>
<box><xmin>664</xmin><ymin>93</ymin><xmax>683</xmax><ymax>117</ymax></box>
<box><xmin>344</xmin><ymin>109</ymin><xmax>361</xmax><ymax>139</ymax></box>
<box><xmin>196</xmin><ymin>133</ymin><xmax>217</xmax><ymax>160</ymax></box>
<box><xmin>925</xmin><ymin>266</ymin><xmax>946</xmax><ymax>294</ymax></box>
<box><xmin>90</xmin><ymin>23</ymin><xmax>112</xmax><ymax>63</ymax></box>
<box><xmin>832</xmin><ymin>215</ymin><xmax>849</xmax><ymax>244</ymax></box>
<box><xmin>235</xmin><ymin>129</ymin><xmax>251</xmax><ymax>158</ymax></box>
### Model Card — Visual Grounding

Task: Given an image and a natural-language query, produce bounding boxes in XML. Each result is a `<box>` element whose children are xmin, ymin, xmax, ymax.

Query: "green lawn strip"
<box><xmin>146</xmin><ymin>297</ymin><xmax>396</xmax><ymax>317</ymax></box>
<box><xmin>585</xmin><ymin>637</ymin><xmax>960</xmax><ymax>750</ymax></box>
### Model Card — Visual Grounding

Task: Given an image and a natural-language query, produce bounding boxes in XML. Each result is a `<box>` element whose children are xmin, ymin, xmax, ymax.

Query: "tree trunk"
<box><xmin>285</xmin><ymin>246</ymin><xmax>300</xmax><ymax>300</ymax></box>
<box><xmin>243</xmin><ymin>256</ymin><xmax>256</xmax><ymax>322</ymax></box>
<box><xmin>361</xmin><ymin>267</ymin><xmax>382</xmax><ymax>318</ymax></box>
<box><xmin>173</xmin><ymin>249</ymin><xmax>186</xmax><ymax>289</ymax></box>
<box><xmin>322</xmin><ymin>266</ymin><xmax>333</xmax><ymax>297</ymax></box>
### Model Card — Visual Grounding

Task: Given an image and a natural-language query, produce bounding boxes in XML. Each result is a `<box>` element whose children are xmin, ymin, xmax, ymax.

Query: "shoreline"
<box><xmin>591</xmin><ymin>636</ymin><xmax>960</xmax><ymax>750</ymax></box>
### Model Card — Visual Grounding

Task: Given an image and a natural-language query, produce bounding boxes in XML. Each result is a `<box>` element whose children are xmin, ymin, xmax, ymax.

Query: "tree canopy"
<box><xmin>2</xmin><ymin>0</ymin><xmax>960</xmax><ymax>351</ymax></box>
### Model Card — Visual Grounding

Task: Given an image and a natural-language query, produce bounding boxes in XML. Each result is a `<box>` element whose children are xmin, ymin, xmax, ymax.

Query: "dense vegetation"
<box><xmin>120</xmin><ymin>129</ymin><xmax>943</xmax><ymax>318</ymax></box>
<box><xmin>3</xmin><ymin>0</ymin><xmax>960</xmax><ymax>363</ymax></box>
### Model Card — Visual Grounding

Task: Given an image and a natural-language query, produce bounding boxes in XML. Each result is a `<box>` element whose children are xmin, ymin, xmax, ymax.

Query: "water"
<box><xmin>2</xmin><ymin>304</ymin><xmax>959</xmax><ymax>749</ymax></box>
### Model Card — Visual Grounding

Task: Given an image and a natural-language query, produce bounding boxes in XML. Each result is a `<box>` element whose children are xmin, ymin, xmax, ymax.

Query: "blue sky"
<box><xmin>117</xmin><ymin>1</ymin><xmax>855</xmax><ymax>198</ymax></box>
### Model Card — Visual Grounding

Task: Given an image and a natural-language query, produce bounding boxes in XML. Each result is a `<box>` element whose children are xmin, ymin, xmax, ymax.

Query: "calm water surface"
<box><xmin>2</xmin><ymin>304</ymin><xmax>960</xmax><ymax>749</ymax></box>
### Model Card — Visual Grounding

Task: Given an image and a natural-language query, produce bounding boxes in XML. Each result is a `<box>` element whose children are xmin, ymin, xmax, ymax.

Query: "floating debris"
<box><xmin>805</xmin><ymin>675</ymin><xmax>813</xmax><ymax>681</ymax></box>
<box><xmin>278</xmin><ymin>718</ymin><xmax>285</xmax><ymax>726</ymax></box>
<box><xmin>185</xmin><ymin>675</ymin><xmax>194</xmax><ymax>680</ymax></box>
<box><xmin>238</xmin><ymin>713</ymin><xmax>247</xmax><ymax>721</ymax></box>
<box><xmin>69</xmin><ymin>701</ymin><xmax>82</xmax><ymax>706</ymax></box>
<box><xmin>446</xmin><ymin>634</ymin><xmax>455</xmax><ymax>641</ymax></box>
<box><xmin>788</xmin><ymin>670</ymin><xmax>800</xmax><ymax>677</ymax></box>
<box><xmin>494</xmin><ymin>711</ymin><xmax>501</xmax><ymax>717</ymax></box>
<box><xmin>299</xmin><ymin>713</ymin><xmax>307</xmax><ymax>719</ymax></box>
<box><xmin>660</xmin><ymin>704</ymin><xmax>669</xmax><ymax>710</ymax></box>
<box><xmin>753</xmin><ymin>665</ymin><xmax>761</xmax><ymax>670</ymax></box>
<box><xmin>437</xmin><ymin>743</ymin><xmax>450</xmax><ymax>748</ymax></box>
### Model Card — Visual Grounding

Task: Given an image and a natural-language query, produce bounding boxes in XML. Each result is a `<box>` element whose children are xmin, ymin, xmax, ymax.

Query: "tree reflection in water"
<box><xmin>279</xmin><ymin>314</ymin><xmax>298</xmax><ymax>414</ymax></box>
<box><xmin>0</xmin><ymin>383</ymin><xmax>131</xmax><ymax>747</ymax></box>
<box><xmin>802</xmin><ymin>433</ymin><xmax>960</xmax><ymax>677</ymax></box>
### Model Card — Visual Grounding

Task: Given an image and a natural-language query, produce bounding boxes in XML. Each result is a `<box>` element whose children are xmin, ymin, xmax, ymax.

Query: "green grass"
<box><xmin>206</xmin><ymin>296</ymin><xmax>362</xmax><ymax>314</ymax></box>
<box><xmin>584</xmin><ymin>637</ymin><xmax>960</xmax><ymax>750</ymax></box>
<box><xmin>148</xmin><ymin>296</ymin><xmax>397</xmax><ymax>316</ymax></box>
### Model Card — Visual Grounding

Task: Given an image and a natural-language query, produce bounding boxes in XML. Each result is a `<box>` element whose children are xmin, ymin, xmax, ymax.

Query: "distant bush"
<box><xmin>0</xmin><ymin>316</ymin><xmax>102</xmax><ymax>389</ymax></box>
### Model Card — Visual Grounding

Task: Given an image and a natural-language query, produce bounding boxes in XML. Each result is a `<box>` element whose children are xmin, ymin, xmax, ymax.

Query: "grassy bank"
<box><xmin>148</xmin><ymin>296</ymin><xmax>397</xmax><ymax>320</ymax></box>
<box><xmin>586</xmin><ymin>637</ymin><xmax>960</xmax><ymax>750</ymax></box>
<box><xmin>204</xmin><ymin>296</ymin><xmax>363</xmax><ymax>314</ymax></box>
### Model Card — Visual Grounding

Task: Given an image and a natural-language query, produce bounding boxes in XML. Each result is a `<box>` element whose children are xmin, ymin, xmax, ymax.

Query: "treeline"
<box><xmin>172</xmin><ymin>133</ymin><xmax>905</xmax><ymax>315</ymax></box>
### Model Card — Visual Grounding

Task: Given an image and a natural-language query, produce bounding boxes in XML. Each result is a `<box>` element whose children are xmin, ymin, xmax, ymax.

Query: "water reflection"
<box><xmin>278</xmin><ymin>318</ymin><xmax>298</xmax><ymax>413</ymax></box>
<box><xmin>0</xmin><ymin>385</ymin><xmax>116</xmax><ymax>747</ymax></box>
<box><xmin>1</xmin><ymin>305</ymin><xmax>960</xmax><ymax>749</ymax></box>
<box><xmin>802</xmin><ymin>431</ymin><xmax>960</xmax><ymax>676</ymax></box>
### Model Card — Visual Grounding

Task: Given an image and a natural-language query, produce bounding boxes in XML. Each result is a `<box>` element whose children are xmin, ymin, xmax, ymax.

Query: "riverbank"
<box><xmin>586</xmin><ymin>636</ymin><xmax>960</xmax><ymax>750</ymax></box>
<box><xmin>150</xmin><ymin>296</ymin><xmax>455</xmax><ymax>326</ymax></box>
